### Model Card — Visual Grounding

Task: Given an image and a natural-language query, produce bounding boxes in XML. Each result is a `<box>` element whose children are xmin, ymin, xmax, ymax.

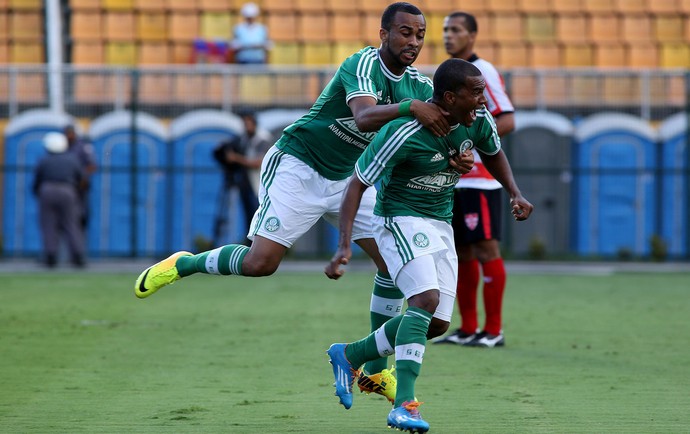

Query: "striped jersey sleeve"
<box><xmin>340</xmin><ymin>47</ymin><xmax>380</xmax><ymax>103</ymax></box>
<box><xmin>355</xmin><ymin>118</ymin><xmax>424</xmax><ymax>186</ymax></box>
<box><xmin>474</xmin><ymin>108</ymin><xmax>502</xmax><ymax>156</ymax></box>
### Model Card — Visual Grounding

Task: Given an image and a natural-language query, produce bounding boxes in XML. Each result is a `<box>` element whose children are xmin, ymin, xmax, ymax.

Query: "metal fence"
<box><xmin>1</xmin><ymin>65</ymin><xmax>689</xmax><ymax>260</ymax></box>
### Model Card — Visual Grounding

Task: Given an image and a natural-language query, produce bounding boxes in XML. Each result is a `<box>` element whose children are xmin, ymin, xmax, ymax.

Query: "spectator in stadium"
<box><xmin>33</xmin><ymin>132</ymin><xmax>86</xmax><ymax>268</ymax></box>
<box><xmin>211</xmin><ymin>111</ymin><xmax>271</xmax><ymax>245</ymax></box>
<box><xmin>64</xmin><ymin>125</ymin><xmax>97</xmax><ymax>235</ymax></box>
<box><xmin>230</xmin><ymin>2</ymin><xmax>272</xmax><ymax>64</ymax></box>
<box><xmin>135</xmin><ymin>2</ymin><xmax>460</xmax><ymax>406</ymax></box>
<box><xmin>324</xmin><ymin>58</ymin><xmax>532</xmax><ymax>432</ymax></box>
<box><xmin>434</xmin><ymin>11</ymin><xmax>518</xmax><ymax>348</ymax></box>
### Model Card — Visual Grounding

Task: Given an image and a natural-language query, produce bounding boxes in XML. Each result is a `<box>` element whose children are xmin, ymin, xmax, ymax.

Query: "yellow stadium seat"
<box><xmin>298</xmin><ymin>13</ymin><xmax>329</xmax><ymax>43</ymax></box>
<box><xmin>71</xmin><ymin>41</ymin><xmax>105</xmax><ymax>64</ymax></box>
<box><xmin>166</xmin><ymin>0</ymin><xmax>198</xmax><ymax>11</ymax></box>
<box><xmin>170</xmin><ymin>42</ymin><xmax>193</xmax><ymax>63</ymax></box>
<box><xmin>332</xmin><ymin>42</ymin><xmax>364</xmax><ymax>64</ymax></box>
<box><xmin>238</xmin><ymin>75</ymin><xmax>273</xmax><ymax>104</ymax></box>
<box><xmin>589</xmin><ymin>14</ymin><xmax>620</xmax><ymax>43</ymax></box>
<box><xmin>621</xmin><ymin>15</ymin><xmax>652</xmax><ymax>44</ymax></box>
<box><xmin>199</xmin><ymin>12</ymin><xmax>231</xmax><ymax>40</ymax></box>
<box><xmin>331</xmin><ymin>13</ymin><xmax>362</xmax><ymax>42</ymax></box>
<box><xmin>602</xmin><ymin>76</ymin><xmax>641</xmax><ymax>105</ymax></box>
<box><xmin>9</xmin><ymin>0</ymin><xmax>41</xmax><ymax>9</ymax></box>
<box><xmin>529</xmin><ymin>43</ymin><xmax>561</xmax><ymax>67</ymax></box>
<box><xmin>563</xmin><ymin>43</ymin><xmax>593</xmax><ymax>67</ymax></box>
<box><xmin>487</xmin><ymin>0</ymin><xmax>517</xmax><ymax>12</ymax></box>
<box><xmin>14</xmin><ymin>73</ymin><xmax>46</xmax><ymax>102</ymax></box>
<box><xmin>199</xmin><ymin>0</ymin><xmax>230</xmax><ymax>11</ymax></box>
<box><xmin>593</xmin><ymin>43</ymin><xmax>626</xmax><ymax>68</ymax></box>
<box><xmin>326</xmin><ymin>0</ymin><xmax>351</xmax><ymax>12</ymax></box>
<box><xmin>103</xmin><ymin>0</ymin><xmax>135</xmax><ymax>11</ymax></box>
<box><xmin>70</xmin><ymin>12</ymin><xmax>103</xmax><ymax>41</ymax></box>
<box><xmin>104</xmin><ymin>12</ymin><xmax>136</xmax><ymax>41</ymax></box>
<box><xmin>268</xmin><ymin>42</ymin><xmax>301</xmax><ymax>64</ymax></box>
<box><xmin>106</xmin><ymin>41</ymin><xmax>137</xmax><ymax>65</ymax></box>
<box><xmin>473</xmin><ymin>41</ymin><xmax>497</xmax><ymax>64</ymax></box>
<box><xmin>646</xmin><ymin>0</ymin><xmax>678</xmax><ymax>15</ymax></box>
<box><xmin>490</xmin><ymin>14</ymin><xmax>524</xmax><ymax>43</ymax></box>
<box><xmin>135</xmin><ymin>0</ymin><xmax>166</xmax><ymax>10</ymax></box>
<box><xmin>262</xmin><ymin>0</ymin><xmax>296</xmax><ymax>13</ymax></box>
<box><xmin>518</xmin><ymin>0</ymin><xmax>551</xmax><ymax>13</ymax></box>
<box><xmin>138</xmin><ymin>42</ymin><xmax>170</xmax><ymax>64</ymax></box>
<box><xmin>582</xmin><ymin>0</ymin><xmax>614</xmax><ymax>13</ymax></box>
<box><xmin>660</xmin><ymin>43</ymin><xmax>690</xmax><ymax>68</ymax></box>
<box><xmin>11</xmin><ymin>41</ymin><xmax>43</xmax><ymax>63</ymax></box>
<box><xmin>509</xmin><ymin>75</ymin><xmax>536</xmax><ymax>106</ymax></box>
<box><xmin>525</xmin><ymin>14</ymin><xmax>556</xmax><ymax>43</ymax></box>
<box><xmin>357</xmin><ymin>0</ymin><xmax>392</xmax><ymax>14</ymax></box>
<box><xmin>539</xmin><ymin>75</ymin><xmax>568</xmax><ymax>106</ymax></box>
<box><xmin>10</xmin><ymin>12</ymin><xmax>43</xmax><ymax>41</ymax></box>
<box><xmin>266</xmin><ymin>13</ymin><xmax>298</xmax><ymax>42</ymax></box>
<box><xmin>0</xmin><ymin>13</ymin><xmax>8</xmax><ymax>41</ymax></box>
<box><xmin>613</xmin><ymin>0</ymin><xmax>646</xmax><ymax>13</ymax></box>
<box><xmin>653</xmin><ymin>16</ymin><xmax>684</xmax><ymax>42</ymax></box>
<box><xmin>139</xmin><ymin>74</ymin><xmax>173</xmax><ymax>103</ymax></box>
<box><xmin>361</xmin><ymin>12</ymin><xmax>382</xmax><ymax>46</ymax></box>
<box><xmin>626</xmin><ymin>42</ymin><xmax>658</xmax><ymax>68</ymax></box>
<box><xmin>137</xmin><ymin>12</ymin><xmax>168</xmax><ymax>42</ymax></box>
<box><xmin>70</xmin><ymin>0</ymin><xmax>101</xmax><ymax>10</ymax></box>
<box><xmin>302</xmin><ymin>42</ymin><xmax>332</xmax><ymax>65</ymax></box>
<box><xmin>0</xmin><ymin>42</ymin><xmax>9</xmax><ymax>64</ymax></box>
<box><xmin>426</xmin><ymin>13</ymin><xmax>446</xmax><ymax>44</ymax></box>
<box><xmin>569</xmin><ymin>76</ymin><xmax>601</xmax><ymax>105</ymax></box>
<box><xmin>496</xmin><ymin>43</ymin><xmax>529</xmax><ymax>68</ymax></box>
<box><xmin>295</xmin><ymin>0</ymin><xmax>326</xmax><ymax>12</ymax></box>
<box><xmin>556</xmin><ymin>14</ymin><xmax>587</xmax><ymax>43</ymax></box>
<box><xmin>681</xmin><ymin>0</ymin><xmax>690</xmax><ymax>13</ymax></box>
<box><xmin>168</xmin><ymin>14</ymin><xmax>200</xmax><ymax>42</ymax></box>
<box><xmin>552</xmin><ymin>0</ymin><xmax>583</xmax><ymax>13</ymax></box>
<box><xmin>453</xmin><ymin>0</ymin><xmax>489</xmax><ymax>13</ymax></box>
<box><xmin>424</xmin><ymin>0</ymin><xmax>455</xmax><ymax>14</ymax></box>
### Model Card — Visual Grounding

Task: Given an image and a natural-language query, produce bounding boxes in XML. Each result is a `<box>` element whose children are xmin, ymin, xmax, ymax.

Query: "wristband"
<box><xmin>398</xmin><ymin>99</ymin><xmax>412</xmax><ymax>116</ymax></box>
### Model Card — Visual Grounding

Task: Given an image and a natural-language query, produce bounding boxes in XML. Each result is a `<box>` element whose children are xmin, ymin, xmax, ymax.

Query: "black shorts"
<box><xmin>452</xmin><ymin>188</ymin><xmax>502</xmax><ymax>246</ymax></box>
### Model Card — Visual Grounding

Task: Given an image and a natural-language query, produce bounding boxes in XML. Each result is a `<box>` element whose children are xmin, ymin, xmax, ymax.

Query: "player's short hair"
<box><xmin>381</xmin><ymin>2</ymin><xmax>424</xmax><ymax>31</ymax></box>
<box><xmin>447</xmin><ymin>11</ymin><xmax>478</xmax><ymax>33</ymax></box>
<box><xmin>432</xmin><ymin>58</ymin><xmax>482</xmax><ymax>100</ymax></box>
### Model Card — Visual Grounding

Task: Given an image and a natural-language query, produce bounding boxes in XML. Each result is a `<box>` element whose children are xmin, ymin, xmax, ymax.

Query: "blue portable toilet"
<box><xmin>169</xmin><ymin>110</ymin><xmax>243</xmax><ymax>251</ymax></box>
<box><xmin>658</xmin><ymin>112</ymin><xmax>688</xmax><ymax>257</ymax></box>
<box><xmin>2</xmin><ymin>109</ymin><xmax>82</xmax><ymax>256</ymax></box>
<box><xmin>507</xmin><ymin>111</ymin><xmax>575</xmax><ymax>256</ymax></box>
<box><xmin>88</xmin><ymin>111</ymin><xmax>168</xmax><ymax>256</ymax></box>
<box><xmin>574</xmin><ymin>112</ymin><xmax>657</xmax><ymax>257</ymax></box>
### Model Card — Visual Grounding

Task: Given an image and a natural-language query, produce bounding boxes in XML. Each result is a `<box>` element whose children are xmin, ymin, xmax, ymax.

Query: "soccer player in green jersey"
<box><xmin>324</xmin><ymin>58</ymin><xmax>533</xmax><ymax>432</ymax></box>
<box><xmin>134</xmin><ymin>2</ymin><xmax>463</xmax><ymax>403</ymax></box>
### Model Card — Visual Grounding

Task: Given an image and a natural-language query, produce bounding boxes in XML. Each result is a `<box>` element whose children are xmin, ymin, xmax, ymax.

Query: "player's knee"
<box><xmin>408</xmin><ymin>289</ymin><xmax>440</xmax><ymax>314</ymax></box>
<box><xmin>427</xmin><ymin>319</ymin><xmax>449</xmax><ymax>339</ymax></box>
<box><xmin>241</xmin><ymin>253</ymin><xmax>280</xmax><ymax>276</ymax></box>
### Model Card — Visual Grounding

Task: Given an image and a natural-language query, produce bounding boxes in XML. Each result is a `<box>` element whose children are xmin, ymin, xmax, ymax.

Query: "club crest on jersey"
<box><xmin>413</xmin><ymin>232</ymin><xmax>430</xmax><ymax>248</ymax></box>
<box><xmin>334</xmin><ymin>117</ymin><xmax>377</xmax><ymax>142</ymax></box>
<box><xmin>264</xmin><ymin>217</ymin><xmax>280</xmax><ymax>232</ymax></box>
<box><xmin>464</xmin><ymin>213</ymin><xmax>479</xmax><ymax>231</ymax></box>
<box><xmin>460</xmin><ymin>139</ymin><xmax>473</xmax><ymax>153</ymax></box>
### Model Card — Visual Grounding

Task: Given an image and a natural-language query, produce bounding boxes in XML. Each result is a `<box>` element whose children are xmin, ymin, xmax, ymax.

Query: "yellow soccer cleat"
<box><xmin>357</xmin><ymin>366</ymin><xmax>396</xmax><ymax>404</ymax></box>
<box><xmin>134</xmin><ymin>251</ymin><xmax>192</xmax><ymax>299</ymax></box>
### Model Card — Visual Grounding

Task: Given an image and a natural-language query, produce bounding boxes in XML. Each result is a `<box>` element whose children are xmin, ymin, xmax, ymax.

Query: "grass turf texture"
<box><xmin>1</xmin><ymin>271</ymin><xmax>689</xmax><ymax>433</ymax></box>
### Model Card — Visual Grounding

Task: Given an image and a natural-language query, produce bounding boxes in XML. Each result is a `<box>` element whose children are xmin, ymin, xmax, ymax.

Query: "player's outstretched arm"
<box><xmin>348</xmin><ymin>97</ymin><xmax>450</xmax><ymax>137</ymax></box>
<box><xmin>325</xmin><ymin>176</ymin><xmax>369</xmax><ymax>280</ymax></box>
<box><xmin>482</xmin><ymin>150</ymin><xmax>534</xmax><ymax>221</ymax></box>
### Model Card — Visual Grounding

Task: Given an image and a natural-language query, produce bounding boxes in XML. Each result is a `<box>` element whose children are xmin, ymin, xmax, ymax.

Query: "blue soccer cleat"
<box><xmin>326</xmin><ymin>343</ymin><xmax>359</xmax><ymax>410</ymax></box>
<box><xmin>387</xmin><ymin>401</ymin><xmax>429</xmax><ymax>433</ymax></box>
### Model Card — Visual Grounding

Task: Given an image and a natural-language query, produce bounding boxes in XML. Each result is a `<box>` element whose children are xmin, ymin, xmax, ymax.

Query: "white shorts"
<box><xmin>373</xmin><ymin>215</ymin><xmax>458</xmax><ymax>321</ymax></box>
<box><xmin>248</xmin><ymin>146</ymin><xmax>377</xmax><ymax>247</ymax></box>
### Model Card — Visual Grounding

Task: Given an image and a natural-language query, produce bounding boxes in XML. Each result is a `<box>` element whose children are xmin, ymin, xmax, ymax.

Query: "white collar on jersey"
<box><xmin>377</xmin><ymin>48</ymin><xmax>405</xmax><ymax>82</ymax></box>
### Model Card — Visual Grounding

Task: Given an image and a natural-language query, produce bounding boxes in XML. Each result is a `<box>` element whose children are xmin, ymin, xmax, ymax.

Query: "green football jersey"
<box><xmin>275</xmin><ymin>46</ymin><xmax>434</xmax><ymax>181</ymax></box>
<box><xmin>355</xmin><ymin>108</ymin><xmax>501</xmax><ymax>223</ymax></box>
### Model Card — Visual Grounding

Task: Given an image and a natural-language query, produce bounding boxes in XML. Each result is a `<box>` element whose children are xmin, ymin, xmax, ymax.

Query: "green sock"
<box><xmin>394</xmin><ymin>306</ymin><xmax>432</xmax><ymax>407</ymax></box>
<box><xmin>345</xmin><ymin>315</ymin><xmax>403</xmax><ymax>370</ymax></box>
<box><xmin>364</xmin><ymin>272</ymin><xmax>404</xmax><ymax>374</ymax></box>
<box><xmin>176</xmin><ymin>245</ymin><xmax>249</xmax><ymax>277</ymax></box>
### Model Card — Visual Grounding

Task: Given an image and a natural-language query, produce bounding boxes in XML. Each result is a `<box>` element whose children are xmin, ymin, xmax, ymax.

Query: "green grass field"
<box><xmin>2</xmin><ymin>270</ymin><xmax>690</xmax><ymax>433</ymax></box>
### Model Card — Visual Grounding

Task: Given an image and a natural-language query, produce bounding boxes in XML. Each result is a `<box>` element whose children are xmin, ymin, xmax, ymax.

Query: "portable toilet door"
<box><xmin>2</xmin><ymin>109</ymin><xmax>81</xmax><ymax>256</ymax></box>
<box><xmin>505</xmin><ymin>111</ymin><xmax>575</xmax><ymax>257</ymax></box>
<box><xmin>658</xmin><ymin>112</ymin><xmax>688</xmax><ymax>258</ymax></box>
<box><xmin>169</xmin><ymin>110</ymin><xmax>243</xmax><ymax>252</ymax></box>
<box><xmin>574</xmin><ymin>112</ymin><xmax>657</xmax><ymax>257</ymax></box>
<box><xmin>88</xmin><ymin>111</ymin><xmax>168</xmax><ymax>257</ymax></box>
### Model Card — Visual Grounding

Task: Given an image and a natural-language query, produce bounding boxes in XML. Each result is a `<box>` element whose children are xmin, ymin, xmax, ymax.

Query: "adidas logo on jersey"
<box><xmin>430</xmin><ymin>152</ymin><xmax>444</xmax><ymax>162</ymax></box>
